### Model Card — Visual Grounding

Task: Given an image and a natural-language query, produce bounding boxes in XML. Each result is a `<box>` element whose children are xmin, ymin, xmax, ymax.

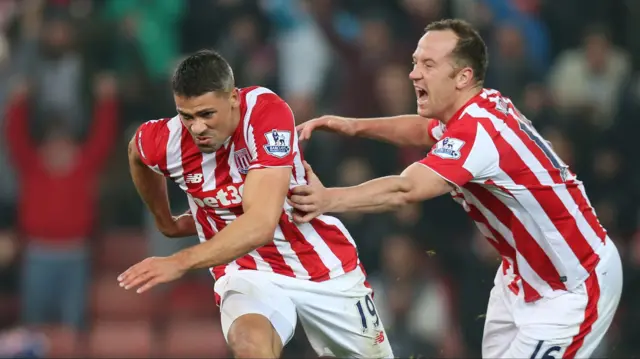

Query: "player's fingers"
<box><xmin>286</xmin><ymin>198</ymin><xmax>295</xmax><ymax>208</ymax></box>
<box><xmin>302</xmin><ymin>161</ymin><xmax>319</xmax><ymax>182</ymax></box>
<box><xmin>122</xmin><ymin>270</ymin><xmax>153</xmax><ymax>290</ymax></box>
<box><xmin>118</xmin><ymin>262</ymin><xmax>144</xmax><ymax>283</ymax></box>
<box><xmin>290</xmin><ymin>185</ymin><xmax>313</xmax><ymax>196</ymax></box>
<box><xmin>302</xmin><ymin>160</ymin><xmax>314</xmax><ymax>174</ymax></box>
<box><xmin>300</xmin><ymin>211</ymin><xmax>320</xmax><ymax>223</ymax></box>
<box><xmin>295</xmin><ymin>123</ymin><xmax>306</xmax><ymax>132</ymax></box>
<box><xmin>289</xmin><ymin>194</ymin><xmax>314</xmax><ymax>205</ymax></box>
<box><xmin>296</xmin><ymin>123</ymin><xmax>310</xmax><ymax>139</ymax></box>
<box><xmin>287</xmin><ymin>197</ymin><xmax>310</xmax><ymax>211</ymax></box>
<box><xmin>289</xmin><ymin>201</ymin><xmax>317</xmax><ymax>213</ymax></box>
<box><xmin>299</xmin><ymin>126</ymin><xmax>314</xmax><ymax>141</ymax></box>
<box><xmin>136</xmin><ymin>277</ymin><xmax>161</xmax><ymax>294</ymax></box>
<box><xmin>292</xmin><ymin>211</ymin><xmax>307</xmax><ymax>224</ymax></box>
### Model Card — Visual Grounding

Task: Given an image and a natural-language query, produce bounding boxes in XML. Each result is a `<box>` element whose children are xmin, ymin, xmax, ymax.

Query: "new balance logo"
<box><xmin>185</xmin><ymin>173</ymin><xmax>203</xmax><ymax>184</ymax></box>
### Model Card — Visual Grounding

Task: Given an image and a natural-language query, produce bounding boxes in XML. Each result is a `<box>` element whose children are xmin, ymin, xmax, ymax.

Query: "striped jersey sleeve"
<box><xmin>134</xmin><ymin>119</ymin><xmax>170</xmax><ymax>172</ymax></box>
<box><xmin>244</xmin><ymin>96</ymin><xmax>297</xmax><ymax>170</ymax></box>
<box><xmin>427</xmin><ymin>118</ymin><xmax>444</xmax><ymax>142</ymax></box>
<box><xmin>419</xmin><ymin>117</ymin><xmax>500</xmax><ymax>186</ymax></box>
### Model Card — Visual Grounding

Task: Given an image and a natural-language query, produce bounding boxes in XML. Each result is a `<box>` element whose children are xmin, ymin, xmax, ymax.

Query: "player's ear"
<box><xmin>455</xmin><ymin>67</ymin><xmax>474</xmax><ymax>90</ymax></box>
<box><xmin>229</xmin><ymin>88</ymin><xmax>239</xmax><ymax>109</ymax></box>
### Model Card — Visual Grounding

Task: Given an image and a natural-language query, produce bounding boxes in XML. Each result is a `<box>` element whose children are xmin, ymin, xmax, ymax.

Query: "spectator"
<box><xmin>486</xmin><ymin>22</ymin><xmax>539</xmax><ymax>105</ymax></box>
<box><xmin>548</xmin><ymin>24</ymin><xmax>631</xmax><ymax>127</ymax></box>
<box><xmin>4</xmin><ymin>74</ymin><xmax>118</xmax><ymax>331</ymax></box>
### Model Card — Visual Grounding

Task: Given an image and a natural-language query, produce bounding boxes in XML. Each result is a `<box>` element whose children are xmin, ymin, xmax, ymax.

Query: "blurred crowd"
<box><xmin>0</xmin><ymin>0</ymin><xmax>639</xmax><ymax>357</ymax></box>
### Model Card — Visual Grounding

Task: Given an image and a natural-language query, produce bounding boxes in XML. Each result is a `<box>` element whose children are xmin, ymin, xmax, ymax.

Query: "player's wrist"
<box><xmin>170</xmin><ymin>250</ymin><xmax>194</xmax><ymax>272</ymax></box>
<box><xmin>155</xmin><ymin>214</ymin><xmax>180</xmax><ymax>237</ymax></box>
<box><xmin>348</xmin><ymin>117</ymin><xmax>362</xmax><ymax>137</ymax></box>
<box><xmin>324</xmin><ymin>188</ymin><xmax>342</xmax><ymax>213</ymax></box>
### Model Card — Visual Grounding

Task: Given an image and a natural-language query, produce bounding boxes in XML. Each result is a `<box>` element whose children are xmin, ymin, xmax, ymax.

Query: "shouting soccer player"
<box><xmin>118</xmin><ymin>50</ymin><xmax>393</xmax><ymax>358</ymax></box>
<box><xmin>291</xmin><ymin>19</ymin><xmax>622</xmax><ymax>359</ymax></box>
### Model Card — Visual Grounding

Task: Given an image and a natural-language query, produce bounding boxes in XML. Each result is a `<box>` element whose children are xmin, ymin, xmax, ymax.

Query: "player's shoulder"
<box><xmin>137</xmin><ymin>117</ymin><xmax>169</xmax><ymax>131</ymax></box>
<box><xmin>135</xmin><ymin>115</ymin><xmax>182</xmax><ymax>166</ymax></box>
<box><xmin>239</xmin><ymin>86</ymin><xmax>286</xmax><ymax>109</ymax></box>
<box><xmin>239</xmin><ymin>86</ymin><xmax>293</xmax><ymax>126</ymax></box>
<box><xmin>440</xmin><ymin>89</ymin><xmax>514</xmax><ymax>144</ymax></box>
<box><xmin>460</xmin><ymin>88</ymin><xmax>513</xmax><ymax>121</ymax></box>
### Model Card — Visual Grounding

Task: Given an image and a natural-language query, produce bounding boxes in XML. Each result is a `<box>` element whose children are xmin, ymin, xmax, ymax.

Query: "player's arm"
<box><xmin>298</xmin><ymin>115</ymin><xmax>438</xmax><ymax>148</ymax></box>
<box><xmin>352</xmin><ymin>115</ymin><xmax>438</xmax><ymax>147</ymax></box>
<box><xmin>128</xmin><ymin>134</ymin><xmax>196</xmax><ymax>238</ymax></box>
<box><xmin>172</xmin><ymin>166</ymin><xmax>291</xmax><ymax>270</ymax></box>
<box><xmin>329</xmin><ymin>163</ymin><xmax>451</xmax><ymax>212</ymax></box>
<box><xmin>290</xmin><ymin>161</ymin><xmax>452</xmax><ymax>221</ymax></box>
<box><xmin>291</xmin><ymin>119</ymin><xmax>498</xmax><ymax>221</ymax></box>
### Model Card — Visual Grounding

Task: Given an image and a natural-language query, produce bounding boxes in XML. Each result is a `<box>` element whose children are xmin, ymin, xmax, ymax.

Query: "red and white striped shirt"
<box><xmin>135</xmin><ymin>86</ymin><xmax>362</xmax><ymax>290</ymax></box>
<box><xmin>421</xmin><ymin>88</ymin><xmax>608</xmax><ymax>302</ymax></box>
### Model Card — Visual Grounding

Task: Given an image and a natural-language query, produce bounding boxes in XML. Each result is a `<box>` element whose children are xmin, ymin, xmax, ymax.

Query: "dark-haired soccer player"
<box><xmin>118</xmin><ymin>50</ymin><xmax>393</xmax><ymax>359</ymax></box>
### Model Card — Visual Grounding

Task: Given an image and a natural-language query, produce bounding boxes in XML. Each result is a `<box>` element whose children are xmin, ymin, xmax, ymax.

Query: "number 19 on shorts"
<box><xmin>355</xmin><ymin>294</ymin><xmax>380</xmax><ymax>333</ymax></box>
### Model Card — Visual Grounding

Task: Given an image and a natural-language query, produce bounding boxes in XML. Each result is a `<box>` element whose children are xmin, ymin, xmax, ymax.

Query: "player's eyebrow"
<box><xmin>177</xmin><ymin>108</ymin><xmax>217</xmax><ymax>117</ymax></box>
<box><xmin>412</xmin><ymin>55</ymin><xmax>436</xmax><ymax>65</ymax></box>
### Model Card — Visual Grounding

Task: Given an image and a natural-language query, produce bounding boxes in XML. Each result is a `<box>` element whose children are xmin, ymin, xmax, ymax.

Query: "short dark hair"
<box><xmin>171</xmin><ymin>49</ymin><xmax>235</xmax><ymax>97</ymax></box>
<box><xmin>425</xmin><ymin>19</ymin><xmax>488</xmax><ymax>85</ymax></box>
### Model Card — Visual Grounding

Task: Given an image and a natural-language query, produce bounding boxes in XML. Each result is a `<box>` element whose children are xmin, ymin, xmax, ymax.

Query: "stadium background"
<box><xmin>0</xmin><ymin>0</ymin><xmax>639</xmax><ymax>357</ymax></box>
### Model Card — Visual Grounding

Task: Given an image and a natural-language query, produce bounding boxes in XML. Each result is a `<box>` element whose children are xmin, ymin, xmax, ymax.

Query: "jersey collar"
<box><xmin>443</xmin><ymin>88</ymin><xmax>485</xmax><ymax>127</ymax></box>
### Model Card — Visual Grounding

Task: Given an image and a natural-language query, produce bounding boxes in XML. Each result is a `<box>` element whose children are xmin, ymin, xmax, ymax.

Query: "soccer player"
<box><xmin>290</xmin><ymin>19</ymin><xmax>622</xmax><ymax>359</ymax></box>
<box><xmin>117</xmin><ymin>50</ymin><xmax>393</xmax><ymax>358</ymax></box>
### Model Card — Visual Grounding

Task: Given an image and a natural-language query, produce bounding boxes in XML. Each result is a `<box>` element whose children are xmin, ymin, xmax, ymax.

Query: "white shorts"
<box><xmin>482</xmin><ymin>239</ymin><xmax>623</xmax><ymax>359</ymax></box>
<box><xmin>214</xmin><ymin>268</ymin><xmax>394</xmax><ymax>358</ymax></box>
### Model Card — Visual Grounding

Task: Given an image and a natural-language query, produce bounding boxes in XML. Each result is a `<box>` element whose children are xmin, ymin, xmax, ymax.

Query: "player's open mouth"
<box><xmin>415</xmin><ymin>87</ymin><xmax>428</xmax><ymax>104</ymax></box>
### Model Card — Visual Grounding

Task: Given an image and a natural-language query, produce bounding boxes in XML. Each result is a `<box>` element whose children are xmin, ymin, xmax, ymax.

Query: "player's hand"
<box><xmin>296</xmin><ymin>115</ymin><xmax>357</xmax><ymax>141</ymax></box>
<box><xmin>156</xmin><ymin>211</ymin><xmax>196</xmax><ymax>238</ymax></box>
<box><xmin>118</xmin><ymin>256</ymin><xmax>187</xmax><ymax>294</ymax></box>
<box><xmin>288</xmin><ymin>161</ymin><xmax>329</xmax><ymax>223</ymax></box>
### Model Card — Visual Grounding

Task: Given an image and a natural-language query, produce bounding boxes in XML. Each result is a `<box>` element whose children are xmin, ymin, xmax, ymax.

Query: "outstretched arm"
<box><xmin>289</xmin><ymin>162</ymin><xmax>453</xmax><ymax>222</ymax></box>
<box><xmin>292</xmin><ymin>118</ymin><xmax>501</xmax><ymax>222</ymax></box>
<box><xmin>297</xmin><ymin>115</ymin><xmax>438</xmax><ymax>148</ymax></box>
<box><xmin>352</xmin><ymin>115</ymin><xmax>438</xmax><ymax>148</ymax></box>
<box><xmin>118</xmin><ymin>166</ymin><xmax>291</xmax><ymax>293</ymax></box>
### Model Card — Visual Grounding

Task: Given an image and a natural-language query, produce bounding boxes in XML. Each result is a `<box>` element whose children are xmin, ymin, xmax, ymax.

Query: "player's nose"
<box><xmin>409</xmin><ymin>67</ymin><xmax>422</xmax><ymax>80</ymax></box>
<box><xmin>190</xmin><ymin>119</ymin><xmax>208</xmax><ymax>134</ymax></box>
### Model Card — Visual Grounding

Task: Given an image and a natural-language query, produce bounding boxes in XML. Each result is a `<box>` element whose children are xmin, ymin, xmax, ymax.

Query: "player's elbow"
<box><xmin>386</xmin><ymin>193</ymin><xmax>410</xmax><ymax>211</ymax></box>
<box><xmin>385</xmin><ymin>177</ymin><xmax>417</xmax><ymax>210</ymax></box>
<box><xmin>128</xmin><ymin>135</ymin><xmax>145</xmax><ymax>166</ymax></box>
<box><xmin>247</xmin><ymin>213</ymin><xmax>279</xmax><ymax>247</ymax></box>
<box><xmin>128</xmin><ymin>136</ymin><xmax>138</xmax><ymax>160</ymax></box>
<box><xmin>254</xmin><ymin>222</ymin><xmax>278</xmax><ymax>247</ymax></box>
<box><xmin>158</xmin><ymin>227</ymin><xmax>182</xmax><ymax>239</ymax></box>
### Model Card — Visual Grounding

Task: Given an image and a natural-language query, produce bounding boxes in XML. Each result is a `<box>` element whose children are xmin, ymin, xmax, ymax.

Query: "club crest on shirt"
<box><xmin>431</xmin><ymin>137</ymin><xmax>465</xmax><ymax>160</ymax></box>
<box><xmin>263</xmin><ymin>129</ymin><xmax>291</xmax><ymax>158</ymax></box>
<box><xmin>234</xmin><ymin>148</ymin><xmax>252</xmax><ymax>174</ymax></box>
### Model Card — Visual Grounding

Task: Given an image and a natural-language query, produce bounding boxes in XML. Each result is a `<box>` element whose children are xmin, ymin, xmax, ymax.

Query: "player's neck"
<box><xmin>218</xmin><ymin>106</ymin><xmax>242</xmax><ymax>147</ymax></box>
<box><xmin>230</xmin><ymin>105</ymin><xmax>242</xmax><ymax>131</ymax></box>
<box><xmin>440</xmin><ymin>86</ymin><xmax>483</xmax><ymax>124</ymax></box>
